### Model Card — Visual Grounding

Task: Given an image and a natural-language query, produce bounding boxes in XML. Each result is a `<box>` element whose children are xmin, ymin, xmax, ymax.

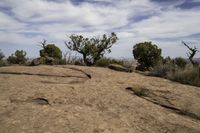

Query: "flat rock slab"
<box><xmin>0</xmin><ymin>65</ymin><xmax>200</xmax><ymax>133</ymax></box>
<box><xmin>0</xmin><ymin>65</ymin><xmax>88</xmax><ymax>78</ymax></box>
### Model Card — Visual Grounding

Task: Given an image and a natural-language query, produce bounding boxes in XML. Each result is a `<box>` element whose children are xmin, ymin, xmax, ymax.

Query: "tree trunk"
<box><xmin>82</xmin><ymin>54</ymin><xmax>92</xmax><ymax>66</ymax></box>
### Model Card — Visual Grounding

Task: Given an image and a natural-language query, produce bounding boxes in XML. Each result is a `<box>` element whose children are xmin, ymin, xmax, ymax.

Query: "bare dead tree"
<box><xmin>39</xmin><ymin>39</ymin><xmax>47</xmax><ymax>49</ymax></box>
<box><xmin>182</xmin><ymin>41</ymin><xmax>199</xmax><ymax>66</ymax></box>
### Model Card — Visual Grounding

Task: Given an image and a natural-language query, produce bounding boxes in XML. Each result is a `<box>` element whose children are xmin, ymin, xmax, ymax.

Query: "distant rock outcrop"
<box><xmin>108</xmin><ymin>64</ymin><xmax>132</xmax><ymax>72</ymax></box>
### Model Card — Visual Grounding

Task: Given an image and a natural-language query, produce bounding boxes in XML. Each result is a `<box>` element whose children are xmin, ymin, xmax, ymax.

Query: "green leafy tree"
<box><xmin>7</xmin><ymin>50</ymin><xmax>27</xmax><ymax>64</ymax></box>
<box><xmin>133</xmin><ymin>42</ymin><xmax>162</xmax><ymax>71</ymax></box>
<box><xmin>39</xmin><ymin>40</ymin><xmax>62</xmax><ymax>59</ymax></box>
<box><xmin>65</xmin><ymin>32</ymin><xmax>118</xmax><ymax>66</ymax></box>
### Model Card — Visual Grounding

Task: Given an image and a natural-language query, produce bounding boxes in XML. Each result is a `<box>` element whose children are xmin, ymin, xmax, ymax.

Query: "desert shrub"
<box><xmin>40</xmin><ymin>43</ymin><xmax>62</xmax><ymax>60</ymax></box>
<box><xmin>37</xmin><ymin>40</ymin><xmax>66</xmax><ymax>65</ymax></box>
<box><xmin>169</xmin><ymin>66</ymin><xmax>200</xmax><ymax>87</ymax></box>
<box><xmin>0</xmin><ymin>49</ymin><xmax>6</xmax><ymax>67</ymax></box>
<box><xmin>149</xmin><ymin>64</ymin><xmax>175</xmax><ymax>78</ymax></box>
<box><xmin>162</xmin><ymin>56</ymin><xmax>173</xmax><ymax>64</ymax></box>
<box><xmin>66</xmin><ymin>32</ymin><xmax>118</xmax><ymax>66</ymax></box>
<box><xmin>150</xmin><ymin>62</ymin><xmax>200</xmax><ymax>87</ymax></box>
<box><xmin>7</xmin><ymin>50</ymin><xmax>27</xmax><ymax>64</ymax></box>
<box><xmin>0</xmin><ymin>60</ymin><xmax>8</xmax><ymax>67</ymax></box>
<box><xmin>95</xmin><ymin>57</ymin><xmax>124</xmax><ymax>67</ymax></box>
<box><xmin>58</xmin><ymin>58</ymin><xmax>67</xmax><ymax>65</ymax></box>
<box><xmin>174</xmin><ymin>57</ymin><xmax>187</xmax><ymax>68</ymax></box>
<box><xmin>133</xmin><ymin>42</ymin><xmax>162</xmax><ymax>71</ymax></box>
<box><xmin>64</xmin><ymin>53</ymin><xmax>85</xmax><ymax>65</ymax></box>
<box><xmin>0</xmin><ymin>49</ymin><xmax>4</xmax><ymax>61</ymax></box>
<box><xmin>52</xmin><ymin>58</ymin><xmax>67</xmax><ymax>65</ymax></box>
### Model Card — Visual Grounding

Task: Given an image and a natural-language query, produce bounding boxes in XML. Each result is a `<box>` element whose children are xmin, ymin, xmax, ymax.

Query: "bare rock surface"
<box><xmin>108</xmin><ymin>64</ymin><xmax>132</xmax><ymax>72</ymax></box>
<box><xmin>0</xmin><ymin>65</ymin><xmax>200</xmax><ymax>133</ymax></box>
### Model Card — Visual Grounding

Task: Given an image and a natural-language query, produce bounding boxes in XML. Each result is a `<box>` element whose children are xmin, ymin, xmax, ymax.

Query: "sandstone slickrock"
<box><xmin>0</xmin><ymin>65</ymin><xmax>199</xmax><ymax>133</ymax></box>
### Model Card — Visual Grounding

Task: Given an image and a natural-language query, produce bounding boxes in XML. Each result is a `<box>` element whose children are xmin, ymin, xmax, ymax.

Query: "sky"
<box><xmin>0</xmin><ymin>0</ymin><xmax>200</xmax><ymax>59</ymax></box>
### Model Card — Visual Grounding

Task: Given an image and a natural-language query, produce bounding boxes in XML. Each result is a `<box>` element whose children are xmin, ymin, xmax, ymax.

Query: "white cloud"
<box><xmin>0</xmin><ymin>0</ymin><xmax>200</xmax><ymax>58</ymax></box>
<box><xmin>129</xmin><ymin>9</ymin><xmax>200</xmax><ymax>39</ymax></box>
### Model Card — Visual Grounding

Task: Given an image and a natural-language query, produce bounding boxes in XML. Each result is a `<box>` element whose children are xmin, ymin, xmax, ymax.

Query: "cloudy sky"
<box><xmin>0</xmin><ymin>0</ymin><xmax>200</xmax><ymax>58</ymax></box>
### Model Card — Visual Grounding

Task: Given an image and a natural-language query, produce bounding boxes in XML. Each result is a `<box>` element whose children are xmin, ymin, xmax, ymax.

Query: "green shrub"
<box><xmin>7</xmin><ymin>50</ymin><xmax>27</xmax><ymax>64</ymax></box>
<box><xmin>0</xmin><ymin>49</ymin><xmax>4</xmax><ymax>61</ymax></box>
<box><xmin>162</xmin><ymin>56</ymin><xmax>173</xmax><ymax>64</ymax></box>
<box><xmin>174</xmin><ymin>57</ymin><xmax>187</xmax><ymax>68</ymax></box>
<box><xmin>0</xmin><ymin>50</ymin><xmax>6</xmax><ymax>67</ymax></box>
<box><xmin>40</xmin><ymin>44</ymin><xmax>62</xmax><ymax>60</ymax></box>
<box><xmin>0</xmin><ymin>49</ymin><xmax>5</xmax><ymax>67</ymax></box>
<box><xmin>54</xmin><ymin>58</ymin><xmax>67</xmax><ymax>65</ymax></box>
<box><xmin>133</xmin><ymin>42</ymin><xmax>162</xmax><ymax>71</ymax></box>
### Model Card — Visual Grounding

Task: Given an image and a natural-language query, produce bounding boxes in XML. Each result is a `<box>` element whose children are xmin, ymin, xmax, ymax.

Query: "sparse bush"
<box><xmin>0</xmin><ymin>49</ymin><xmax>6</xmax><ymax>67</ymax></box>
<box><xmin>66</xmin><ymin>32</ymin><xmax>118</xmax><ymax>66</ymax></box>
<box><xmin>150</xmin><ymin>61</ymin><xmax>200</xmax><ymax>87</ymax></box>
<box><xmin>64</xmin><ymin>53</ymin><xmax>85</xmax><ymax>65</ymax></box>
<box><xmin>150</xmin><ymin>64</ymin><xmax>175</xmax><ymax>78</ymax></box>
<box><xmin>7</xmin><ymin>50</ymin><xmax>27</xmax><ymax>64</ymax></box>
<box><xmin>169</xmin><ymin>66</ymin><xmax>200</xmax><ymax>87</ymax></box>
<box><xmin>95</xmin><ymin>57</ymin><xmax>124</xmax><ymax>67</ymax></box>
<box><xmin>133</xmin><ymin>42</ymin><xmax>162</xmax><ymax>71</ymax></box>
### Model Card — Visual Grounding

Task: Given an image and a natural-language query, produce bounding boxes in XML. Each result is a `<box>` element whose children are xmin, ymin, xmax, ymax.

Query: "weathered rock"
<box><xmin>30</xmin><ymin>56</ymin><xmax>55</xmax><ymax>66</ymax></box>
<box><xmin>0</xmin><ymin>65</ymin><xmax>200</xmax><ymax>133</ymax></box>
<box><xmin>108</xmin><ymin>64</ymin><xmax>132</xmax><ymax>72</ymax></box>
<box><xmin>30</xmin><ymin>57</ymin><xmax>46</xmax><ymax>66</ymax></box>
<box><xmin>45</xmin><ymin>56</ymin><xmax>55</xmax><ymax>65</ymax></box>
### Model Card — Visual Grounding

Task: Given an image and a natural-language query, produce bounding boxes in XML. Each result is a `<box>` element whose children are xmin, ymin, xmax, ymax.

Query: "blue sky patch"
<box><xmin>0</xmin><ymin>0</ymin><xmax>200</xmax><ymax>58</ymax></box>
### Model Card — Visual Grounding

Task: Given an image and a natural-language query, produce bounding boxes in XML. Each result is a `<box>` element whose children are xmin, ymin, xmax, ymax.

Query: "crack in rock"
<box><xmin>126</xmin><ymin>87</ymin><xmax>200</xmax><ymax>121</ymax></box>
<box><xmin>56</xmin><ymin>66</ymin><xmax>92</xmax><ymax>79</ymax></box>
<box><xmin>0</xmin><ymin>71</ymin><xmax>87</xmax><ymax>79</ymax></box>
<box><xmin>32</xmin><ymin>98</ymin><xmax>51</xmax><ymax>105</ymax></box>
<box><xmin>10</xmin><ymin>97</ymin><xmax>51</xmax><ymax>106</ymax></box>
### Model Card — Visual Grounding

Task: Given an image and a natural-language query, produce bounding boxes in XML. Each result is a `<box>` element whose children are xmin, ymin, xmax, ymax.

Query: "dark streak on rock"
<box><xmin>125</xmin><ymin>87</ymin><xmax>200</xmax><ymax>121</ymax></box>
<box><xmin>32</xmin><ymin>98</ymin><xmax>51</xmax><ymax>105</ymax></box>
<box><xmin>0</xmin><ymin>71</ymin><xmax>86</xmax><ymax>79</ymax></box>
<box><xmin>57</xmin><ymin>66</ymin><xmax>92</xmax><ymax>79</ymax></box>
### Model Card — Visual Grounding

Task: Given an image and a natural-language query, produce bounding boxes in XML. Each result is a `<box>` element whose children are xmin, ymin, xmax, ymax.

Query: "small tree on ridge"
<box><xmin>65</xmin><ymin>32</ymin><xmax>118</xmax><ymax>66</ymax></box>
<box><xmin>133</xmin><ymin>42</ymin><xmax>162</xmax><ymax>71</ymax></box>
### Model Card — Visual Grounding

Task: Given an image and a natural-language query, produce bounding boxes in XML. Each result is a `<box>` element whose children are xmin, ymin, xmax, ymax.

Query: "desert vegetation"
<box><xmin>0</xmin><ymin>49</ymin><xmax>6</xmax><ymax>67</ymax></box>
<box><xmin>0</xmin><ymin>33</ymin><xmax>199</xmax><ymax>87</ymax></box>
<box><xmin>39</xmin><ymin>40</ymin><xmax>62</xmax><ymax>60</ymax></box>
<box><xmin>148</xmin><ymin>44</ymin><xmax>199</xmax><ymax>87</ymax></box>
<box><xmin>0</xmin><ymin>33</ymin><xmax>200</xmax><ymax>133</ymax></box>
<box><xmin>132</xmin><ymin>42</ymin><xmax>162</xmax><ymax>71</ymax></box>
<box><xmin>65</xmin><ymin>32</ymin><xmax>118</xmax><ymax>66</ymax></box>
<box><xmin>7</xmin><ymin>50</ymin><xmax>27</xmax><ymax>65</ymax></box>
